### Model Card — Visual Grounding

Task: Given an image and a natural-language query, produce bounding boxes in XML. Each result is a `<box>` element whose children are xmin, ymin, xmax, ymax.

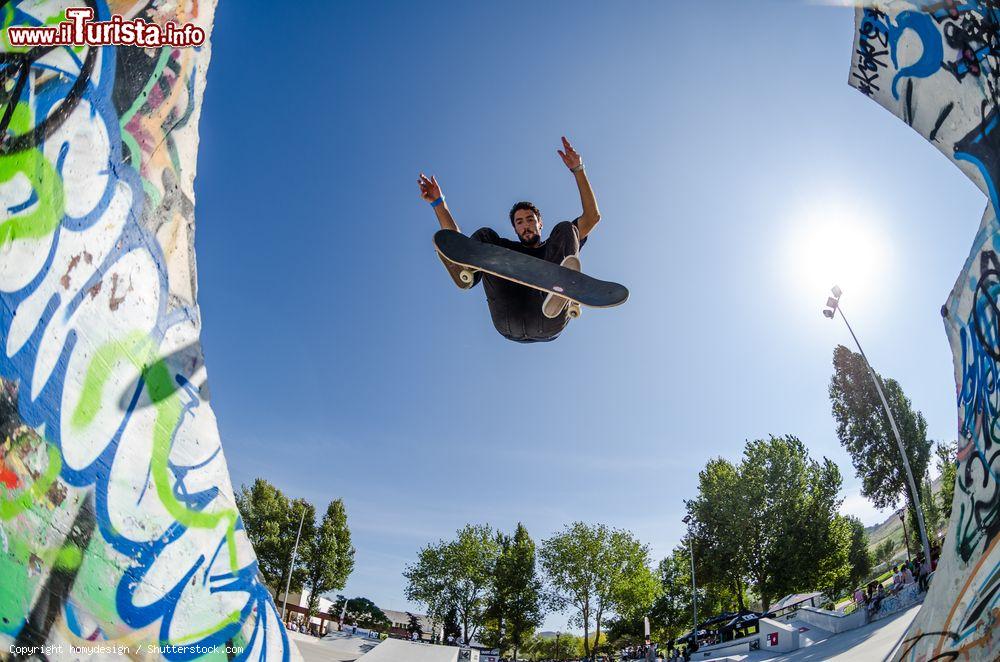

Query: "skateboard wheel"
<box><xmin>568</xmin><ymin>303</ymin><xmax>581</xmax><ymax>319</ymax></box>
<box><xmin>459</xmin><ymin>270</ymin><xmax>474</xmax><ymax>284</ymax></box>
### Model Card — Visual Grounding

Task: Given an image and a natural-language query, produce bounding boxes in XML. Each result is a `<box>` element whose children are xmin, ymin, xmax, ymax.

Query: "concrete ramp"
<box><xmin>358</xmin><ymin>639</ymin><xmax>463</xmax><ymax>662</ymax></box>
<box><xmin>0</xmin><ymin>1</ymin><xmax>290</xmax><ymax>658</ymax></box>
<box><xmin>785</xmin><ymin>620</ymin><xmax>832</xmax><ymax>647</ymax></box>
<box><xmin>292</xmin><ymin>630</ymin><xmax>379</xmax><ymax>661</ymax></box>
<box><xmin>848</xmin><ymin>3</ymin><xmax>1000</xmax><ymax>660</ymax></box>
<box><xmin>319</xmin><ymin>631</ymin><xmax>383</xmax><ymax>656</ymax></box>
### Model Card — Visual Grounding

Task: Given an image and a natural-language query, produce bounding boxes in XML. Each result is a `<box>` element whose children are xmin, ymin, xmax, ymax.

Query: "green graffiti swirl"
<box><xmin>71</xmin><ymin>333</ymin><xmax>240</xmax><ymax>572</ymax></box>
<box><xmin>0</xmin><ymin>104</ymin><xmax>65</xmax><ymax>250</ymax></box>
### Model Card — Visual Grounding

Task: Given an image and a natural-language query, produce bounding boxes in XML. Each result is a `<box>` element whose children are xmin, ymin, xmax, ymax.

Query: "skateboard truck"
<box><xmin>437</xmin><ymin>252</ymin><xmax>476</xmax><ymax>290</ymax></box>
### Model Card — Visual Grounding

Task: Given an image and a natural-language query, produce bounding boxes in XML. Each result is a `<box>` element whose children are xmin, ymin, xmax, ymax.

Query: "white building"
<box><xmin>273</xmin><ymin>587</ymin><xmax>336</xmax><ymax>635</ymax></box>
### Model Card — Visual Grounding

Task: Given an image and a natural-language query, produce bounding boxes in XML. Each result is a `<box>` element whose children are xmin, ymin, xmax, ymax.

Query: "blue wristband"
<box><xmin>430</xmin><ymin>196</ymin><xmax>444</xmax><ymax>208</ymax></box>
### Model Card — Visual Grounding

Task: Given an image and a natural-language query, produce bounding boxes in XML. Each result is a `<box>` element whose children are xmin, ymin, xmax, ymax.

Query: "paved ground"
<box><xmin>292</xmin><ymin>606</ymin><xmax>922</xmax><ymax>662</ymax></box>
<box><xmin>288</xmin><ymin>630</ymin><xmax>369</xmax><ymax>662</ymax></box>
<box><xmin>289</xmin><ymin>631</ymin><xmax>463</xmax><ymax>662</ymax></box>
<box><xmin>752</xmin><ymin>605</ymin><xmax>921</xmax><ymax>662</ymax></box>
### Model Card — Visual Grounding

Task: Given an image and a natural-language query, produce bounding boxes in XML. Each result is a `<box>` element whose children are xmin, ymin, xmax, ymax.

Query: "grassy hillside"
<box><xmin>863</xmin><ymin>476</ymin><xmax>945</xmax><ymax>563</ymax></box>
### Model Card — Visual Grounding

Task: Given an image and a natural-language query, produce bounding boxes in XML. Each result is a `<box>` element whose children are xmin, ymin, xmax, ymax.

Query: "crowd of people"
<box><xmin>619</xmin><ymin>643</ymin><xmax>657</xmax><ymax>660</ymax></box>
<box><xmin>853</xmin><ymin>547</ymin><xmax>939</xmax><ymax>620</ymax></box>
<box><xmin>284</xmin><ymin>619</ymin><xmax>326</xmax><ymax>637</ymax></box>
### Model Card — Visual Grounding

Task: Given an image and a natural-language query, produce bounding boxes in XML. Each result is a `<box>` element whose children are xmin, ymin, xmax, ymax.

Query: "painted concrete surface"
<box><xmin>0</xmin><ymin>1</ymin><xmax>291</xmax><ymax>659</ymax></box>
<box><xmin>848</xmin><ymin>3</ymin><xmax>1000</xmax><ymax>660</ymax></box>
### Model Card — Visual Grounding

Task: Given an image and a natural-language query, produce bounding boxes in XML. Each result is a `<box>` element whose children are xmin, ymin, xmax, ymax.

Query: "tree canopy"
<box><xmin>236</xmin><ymin>479</ymin><xmax>354</xmax><ymax>616</ymax></box>
<box><xmin>687</xmin><ymin>435</ymin><xmax>845</xmax><ymax>611</ymax></box>
<box><xmin>539</xmin><ymin>522</ymin><xmax>658</xmax><ymax>659</ymax></box>
<box><xmin>331</xmin><ymin>596</ymin><xmax>391</xmax><ymax>632</ymax></box>
<box><xmin>873</xmin><ymin>537</ymin><xmax>896</xmax><ymax>568</ymax></box>
<box><xmin>829</xmin><ymin>345</ymin><xmax>932</xmax><ymax>530</ymax></box>
<box><xmin>935</xmin><ymin>441</ymin><xmax>958</xmax><ymax>521</ymax></box>
<box><xmin>305</xmin><ymin>498</ymin><xmax>355</xmax><ymax>617</ymax></box>
<box><xmin>404</xmin><ymin>524</ymin><xmax>500</xmax><ymax>645</ymax></box>
<box><xmin>482</xmin><ymin>523</ymin><xmax>544</xmax><ymax>660</ymax></box>
<box><xmin>235</xmin><ymin>479</ymin><xmax>316</xmax><ymax>598</ymax></box>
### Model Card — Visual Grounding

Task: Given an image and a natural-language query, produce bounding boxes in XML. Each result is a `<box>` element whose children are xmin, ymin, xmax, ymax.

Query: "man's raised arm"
<box><xmin>558</xmin><ymin>136</ymin><xmax>600</xmax><ymax>239</ymax></box>
<box><xmin>418</xmin><ymin>173</ymin><xmax>460</xmax><ymax>233</ymax></box>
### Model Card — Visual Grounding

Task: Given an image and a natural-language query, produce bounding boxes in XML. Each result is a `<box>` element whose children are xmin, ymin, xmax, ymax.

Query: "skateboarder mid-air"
<box><xmin>419</xmin><ymin>137</ymin><xmax>602</xmax><ymax>343</ymax></box>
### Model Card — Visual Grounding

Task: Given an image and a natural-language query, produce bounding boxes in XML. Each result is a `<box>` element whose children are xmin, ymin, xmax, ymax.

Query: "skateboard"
<box><xmin>433</xmin><ymin>229</ymin><xmax>629</xmax><ymax>318</ymax></box>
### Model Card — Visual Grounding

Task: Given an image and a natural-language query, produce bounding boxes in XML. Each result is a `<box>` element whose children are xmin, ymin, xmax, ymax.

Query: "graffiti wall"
<box><xmin>850</xmin><ymin>1</ymin><xmax>1000</xmax><ymax>659</ymax></box>
<box><xmin>0</xmin><ymin>1</ymin><xmax>292</xmax><ymax>659</ymax></box>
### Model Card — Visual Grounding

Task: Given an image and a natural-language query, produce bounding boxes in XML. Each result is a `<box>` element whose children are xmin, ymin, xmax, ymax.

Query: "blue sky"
<box><xmin>193</xmin><ymin>0</ymin><xmax>983</xmax><ymax>631</ymax></box>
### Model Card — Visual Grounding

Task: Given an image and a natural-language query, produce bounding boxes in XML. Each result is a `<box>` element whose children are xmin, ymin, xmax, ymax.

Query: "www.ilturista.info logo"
<box><xmin>7</xmin><ymin>7</ymin><xmax>205</xmax><ymax>48</ymax></box>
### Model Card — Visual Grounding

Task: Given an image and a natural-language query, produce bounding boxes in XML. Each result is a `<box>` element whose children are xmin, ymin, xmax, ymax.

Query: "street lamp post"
<box><xmin>682</xmin><ymin>513</ymin><xmax>698</xmax><ymax>636</ymax></box>
<box><xmin>280</xmin><ymin>505</ymin><xmax>307</xmax><ymax>624</ymax></box>
<box><xmin>823</xmin><ymin>286</ymin><xmax>932</xmax><ymax>569</ymax></box>
<box><xmin>898</xmin><ymin>510</ymin><xmax>912</xmax><ymax>563</ymax></box>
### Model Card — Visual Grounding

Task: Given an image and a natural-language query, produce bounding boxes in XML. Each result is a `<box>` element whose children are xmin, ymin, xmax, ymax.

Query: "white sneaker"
<box><xmin>543</xmin><ymin>255</ymin><xmax>581</xmax><ymax>318</ymax></box>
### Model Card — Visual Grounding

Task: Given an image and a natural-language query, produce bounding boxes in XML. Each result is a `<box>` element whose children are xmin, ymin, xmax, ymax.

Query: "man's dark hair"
<box><xmin>509</xmin><ymin>201</ymin><xmax>541</xmax><ymax>227</ymax></box>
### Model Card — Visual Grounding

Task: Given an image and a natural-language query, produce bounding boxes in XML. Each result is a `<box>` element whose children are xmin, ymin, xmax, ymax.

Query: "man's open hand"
<box><xmin>418</xmin><ymin>173</ymin><xmax>442</xmax><ymax>203</ymax></box>
<box><xmin>557</xmin><ymin>136</ymin><xmax>583</xmax><ymax>171</ymax></box>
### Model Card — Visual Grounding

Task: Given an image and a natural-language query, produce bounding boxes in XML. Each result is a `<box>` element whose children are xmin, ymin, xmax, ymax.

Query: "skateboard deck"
<box><xmin>433</xmin><ymin>229</ymin><xmax>629</xmax><ymax>310</ymax></box>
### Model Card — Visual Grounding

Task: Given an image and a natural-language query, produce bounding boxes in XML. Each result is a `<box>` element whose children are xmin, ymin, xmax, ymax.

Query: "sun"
<box><xmin>784</xmin><ymin>203</ymin><xmax>892</xmax><ymax>315</ymax></box>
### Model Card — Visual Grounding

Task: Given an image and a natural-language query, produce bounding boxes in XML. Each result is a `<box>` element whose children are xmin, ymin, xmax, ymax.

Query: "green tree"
<box><xmin>540</xmin><ymin>523</ymin><xmax>658</xmax><ymax>659</ymax></box>
<box><xmin>442</xmin><ymin>605</ymin><xmax>461</xmax><ymax>644</ymax></box>
<box><xmin>829</xmin><ymin>345</ymin><xmax>932</xmax><ymax>544</ymax></box>
<box><xmin>813</xmin><ymin>515</ymin><xmax>853</xmax><ymax>600</ymax></box>
<box><xmin>649</xmin><ymin>546</ymin><xmax>696</xmax><ymax>640</ymax></box>
<box><xmin>523</xmin><ymin>632</ymin><xmax>583</xmax><ymax>661</ymax></box>
<box><xmin>935</xmin><ymin>441</ymin><xmax>958</xmax><ymax>521</ymax></box>
<box><xmin>918</xmin><ymin>473</ymin><xmax>943</xmax><ymax>548</ymax></box>
<box><xmin>285</xmin><ymin>499</ymin><xmax>317</xmax><ymax>602</ymax></box>
<box><xmin>407</xmin><ymin>613</ymin><xmax>423</xmax><ymax>638</ymax></box>
<box><xmin>483</xmin><ymin>523</ymin><xmax>544</xmax><ymax>660</ymax></box>
<box><xmin>304</xmin><ymin>499</ymin><xmax>355</xmax><ymax>618</ymax></box>
<box><xmin>735</xmin><ymin>436</ymin><xmax>843</xmax><ymax>610</ymax></box>
<box><xmin>844</xmin><ymin>516</ymin><xmax>872</xmax><ymax>590</ymax></box>
<box><xmin>873</xmin><ymin>537</ymin><xmax>896</xmax><ymax>568</ymax></box>
<box><xmin>603</xmin><ymin>615</ymin><xmax>644</xmax><ymax>651</ymax></box>
<box><xmin>687</xmin><ymin>458</ymin><xmax>749</xmax><ymax>611</ymax></box>
<box><xmin>235</xmin><ymin>478</ymin><xmax>291</xmax><ymax>588</ymax></box>
<box><xmin>235</xmin><ymin>480</ymin><xmax>315</xmax><ymax>601</ymax></box>
<box><xmin>404</xmin><ymin>524</ymin><xmax>500</xmax><ymax>645</ymax></box>
<box><xmin>330</xmin><ymin>596</ymin><xmax>391</xmax><ymax>632</ymax></box>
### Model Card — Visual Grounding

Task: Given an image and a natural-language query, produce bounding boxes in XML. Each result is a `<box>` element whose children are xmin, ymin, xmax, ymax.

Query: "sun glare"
<box><xmin>785</xmin><ymin>204</ymin><xmax>892</xmax><ymax>314</ymax></box>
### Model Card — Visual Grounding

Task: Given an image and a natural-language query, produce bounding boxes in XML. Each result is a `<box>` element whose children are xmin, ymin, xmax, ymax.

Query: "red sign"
<box><xmin>768</xmin><ymin>632</ymin><xmax>779</xmax><ymax>646</ymax></box>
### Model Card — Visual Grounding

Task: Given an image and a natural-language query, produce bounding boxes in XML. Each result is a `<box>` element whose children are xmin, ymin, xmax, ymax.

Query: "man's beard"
<box><xmin>519</xmin><ymin>230</ymin><xmax>540</xmax><ymax>246</ymax></box>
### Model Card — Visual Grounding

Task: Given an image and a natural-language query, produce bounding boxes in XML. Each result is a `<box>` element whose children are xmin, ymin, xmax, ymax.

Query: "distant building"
<box><xmin>380</xmin><ymin>608</ymin><xmax>436</xmax><ymax>641</ymax></box>
<box><xmin>272</xmin><ymin>587</ymin><xmax>335</xmax><ymax>635</ymax></box>
<box><xmin>271</xmin><ymin>585</ymin><xmax>438</xmax><ymax>642</ymax></box>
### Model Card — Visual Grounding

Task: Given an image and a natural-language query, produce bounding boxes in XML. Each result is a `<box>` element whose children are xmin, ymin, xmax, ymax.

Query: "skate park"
<box><xmin>2</xmin><ymin>1</ymin><xmax>1000</xmax><ymax>661</ymax></box>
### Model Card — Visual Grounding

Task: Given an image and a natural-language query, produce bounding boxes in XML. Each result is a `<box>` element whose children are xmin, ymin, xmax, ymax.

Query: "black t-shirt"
<box><xmin>495</xmin><ymin>217</ymin><xmax>587</xmax><ymax>258</ymax></box>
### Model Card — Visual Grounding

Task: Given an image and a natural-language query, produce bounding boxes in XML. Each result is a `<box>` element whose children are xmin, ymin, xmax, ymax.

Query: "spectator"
<box><xmin>891</xmin><ymin>565</ymin><xmax>904</xmax><ymax>593</ymax></box>
<box><xmin>919</xmin><ymin>561</ymin><xmax>931</xmax><ymax>591</ymax></box>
